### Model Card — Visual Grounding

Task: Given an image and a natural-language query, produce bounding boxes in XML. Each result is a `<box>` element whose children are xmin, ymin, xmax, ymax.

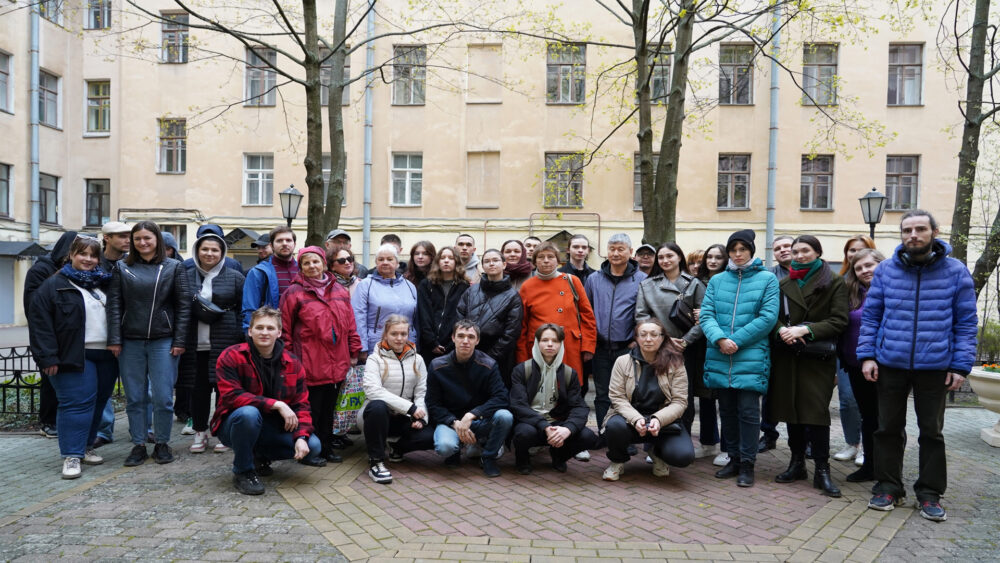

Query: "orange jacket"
<box><xmin>517</xmin><ymin>274</ymin><xmax>597</xmax><ymax>382</ymax></box>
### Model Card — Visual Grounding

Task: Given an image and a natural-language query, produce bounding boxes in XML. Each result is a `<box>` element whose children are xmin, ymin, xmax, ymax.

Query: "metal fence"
<box><xmin>0</xmin><ymin>346</ymin><xmax>40</xmax><ymax>415</ymax></box>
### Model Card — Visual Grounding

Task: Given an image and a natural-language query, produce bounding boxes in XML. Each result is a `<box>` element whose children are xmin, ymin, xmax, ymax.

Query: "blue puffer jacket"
<box><xmin>352</xmin><ymin>273</ymin><xmax>418</xmax><ymax>353</ymax></box>
<box><xmin>700</xmin><ymin>258</ymin><xmax>780</xmax><ymax>393</ymax></box>
<box><xmin>241</xmin><ymin>256</ymin><xmax>288</xmax><ymax>330</ymax></box>
<box><xmin>857</xmin><ymin>240</ymin><xmax>978</xmax><ymax>375</ymax></box>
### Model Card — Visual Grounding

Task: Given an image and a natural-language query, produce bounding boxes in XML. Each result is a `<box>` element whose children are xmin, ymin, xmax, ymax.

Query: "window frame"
<box><xmin>648</xmin><ymin>45</ymin><xmax>671</xmax><ymax>104</ymax></box>
<box><xmin>544</xmin><ymin>152</ymin><xmax>584</xmax><ymax>208</ymax></box>
<box><xmin>392</xmin><ymin>45</ymin><xmax>427</xmax><ymax>106</ymax></box>
<box><xmin>885</xmin><ymin>155</ymin><xmax>920</xmax><ymax>211</ymax></box>
<box><xmin>85</xmin><ymin>179</ymin><xmax>111</xmax><ymax>227</ymax></box>
<box><xmin>319</xmin><ymin>48</ymin><xmax>350</xmax><ymax>107</ymax></box>
<box><xmin>86</xmin><ymin>80</ymin><xmax>111</xmax><ymax>134</ymax></box>
<box><xmin>0</xmin><ymin>51</ymin><xmax>11</xmax><ymax>114</ymax></box>
<box><xmin>800</xmin><ymin>155</ymin><xmax>834</xmax><ymax>211</ymax></box>
<box><xmin>39</xmin><ymin>173</ymin><xmax>59</xmax><ymax>225</ymax></box>
<box><xmin>85</xmin><ymin>0</ymin><xmax>111</xmax><ymax>30</ymax></box>
<box><xmin>390</xmin><ymin>152</ymin><xmax>423</xmax><ymax>206</ymax></box>
<box><xmin>887</xmin><ymin>44</ymin><xmax>923</xmax><ymax>106</ymax></box>
<box><xmin>546</xmin><ymin>43</ymin><xmax>586</xmax><ymax>105</ymax></box>
<box><xmin>802</xmin><ymin>43</ymin><xmax>838</xmax><ymax>106</ymax></box>
<box><xmin>0</xmin><ymin>163</ymin><xmax>11</xmax><ymax>218</ymax></box>
<box><xmin>39</xmin><ymin>70</ymin><xmax>60</xmax><ymax>128</ymax></box>
<box><xmin>40</xmin><ymin>0</ymin><xmax>63</xmax><ymax>25</ymax></box>
<box><xmin>243</xmin><ymin>153</ymin><xmax>275</xmax><ymax>207</ymax></box>
<box><xmin>160</xmin><ymin>12</ymin><xmax>189</xmax><ymax>64</ymax></box>
<box><xmin>717</xmin><ymin>153</ymin><xmax>751</xmax><ymax>210</ymax></box>
<box><xmin>157</xmin><ymin>118</ymin><xmax>186</xmax><ymax>174</ymax></box>
<box><xmin>245</xmin><ymin>48</ymin><xmax>278</xmax><ymax>107</ymax></box>
<box><xmin>718</xmin><ymin>44</ymin><xmax>754</xmax><ymax>106</ymax></box>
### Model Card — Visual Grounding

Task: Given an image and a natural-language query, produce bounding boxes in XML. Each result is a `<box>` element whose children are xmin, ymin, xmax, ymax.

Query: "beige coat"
<box><xmin>603</xmin><ymin>350</ymin><xmax>688</xmax><ymax>429</ymax></box>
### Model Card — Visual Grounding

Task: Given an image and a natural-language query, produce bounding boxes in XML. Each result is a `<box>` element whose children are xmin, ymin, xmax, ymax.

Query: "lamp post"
<box><xmin>859</xmin><ymin>187</ymin><xmax>887</xmax><ymax>240</ymax></box>
<box><xmin>279</xmin><ymin>185</ymin><xmax>303</xmax><ymax>228</ymax></box>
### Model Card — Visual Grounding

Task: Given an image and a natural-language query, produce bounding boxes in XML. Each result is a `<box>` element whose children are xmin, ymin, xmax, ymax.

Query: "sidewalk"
<box><xmin>0</xmin><ymin>401</ymin><xmax>997</xmax><ymax>562</ymax></box>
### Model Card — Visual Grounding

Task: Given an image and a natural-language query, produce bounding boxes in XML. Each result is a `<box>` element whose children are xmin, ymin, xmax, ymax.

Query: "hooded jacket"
<box><xmin>857</xmin><ymin>240</ymin><xmax>978</xmax><ymax>375</ymax></box>
<box><xmin>23</xmin><ymin>231</ymin><xmax>78</xmax><ymax>315</ymax></box>
<box><xmin>281</xmin><ymin>273</ymin><xmax>362</xmax><ymax>386</ymax></box>
<box><xmin>351</xmin><ymin>272</ymin><xmax>418</xmax><ymax>353</ymax></box>
<box><xmin>241</xmin><ymin>255</ymin><xmax>296</xmax><ymax>331</ymax></box>
<box><xmin>357</xmin><ymin>343</ymin><xmax>428</xmax><ymax>431</ymax></box>
<box><xmin>584</xmin><ymin>259</ymin><xmax>647</xmax><ymax>344</ymax></box>
<box><xmin>162</xmin><ymin>232</ymin><xmax>182</xmax><ymax>260</ymax></box>
<box><xmin>182</xmin><ymin>224</ymin><xmax>245</xmax><ymax>274</ymax></box>
<box><xmin>508</xmin><ymin>355</ymin><xmax>588</xmax><ymax>435</ymax></box>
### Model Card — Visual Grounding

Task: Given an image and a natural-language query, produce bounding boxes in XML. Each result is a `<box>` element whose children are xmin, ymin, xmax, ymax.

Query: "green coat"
<box><xmin>767</xmin><ymin>264</ymin><xmax>848</xmax><ymax>426</ymax></box>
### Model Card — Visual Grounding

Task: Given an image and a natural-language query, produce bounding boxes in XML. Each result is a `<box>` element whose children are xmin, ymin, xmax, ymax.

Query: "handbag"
<box><xmin>778</xmin><ymin>294</ymin><xmax>836</xmax><ymax>360</ymax></box>
<box><xmin>668</xmin><ymin>279</ymin><xmax>697</xmax><ymax>332</ymax></box>
<box><xmin>193</xmin><ymin>293</ymin><xmax>226</xmax><ymax>324</ymax></box>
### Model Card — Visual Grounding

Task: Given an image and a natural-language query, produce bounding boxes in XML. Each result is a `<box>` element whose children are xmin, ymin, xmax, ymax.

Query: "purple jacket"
<box><xmin>839</xmin><ymin>300</ymin><xmax>864</xmax><ymax>369</ymax></box>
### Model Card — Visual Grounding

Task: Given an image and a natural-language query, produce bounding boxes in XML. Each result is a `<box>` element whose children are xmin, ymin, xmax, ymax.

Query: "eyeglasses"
<box><xmin>334</xmin><ymin>256</ymin><xmax>355</xmax><ymax>264</ymax></box>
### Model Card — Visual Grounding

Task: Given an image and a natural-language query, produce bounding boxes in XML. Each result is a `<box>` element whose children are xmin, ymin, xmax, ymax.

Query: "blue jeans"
<box><xmin>433</xmin><ymin>409</ymin><xmax>513</xmax><ymax>459</ymax></box>
<box><xmin>717</xmin><ymin>388</ymin><xmax>762</xmax><ymax>464</ymax></box>
<box><xmin>592</xmin><ymin>344</ymin><xmax>630</xmax><ymax>430</ymax></box>
<box><xmin>119</xmin><ymin>338</ymin><xmax>178</xmax><ymax>445</ymax></box>
<box><xmin>48</xmin><ymin>350</ymin><xmax>118</xmax><ymax>458</ymax></box>
<box><xmin>837</xmin><ymin>364</ymin><xmax>861</xmax><ymax>446</ymax></box>
<box><xmin>217</xmin><ymin>405</ymin><xmax>322</xmax><ymax>473</ymax></box>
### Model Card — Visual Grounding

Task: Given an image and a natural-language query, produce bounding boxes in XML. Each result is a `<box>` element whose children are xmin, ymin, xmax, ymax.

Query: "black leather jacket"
<box><xmin>455</xmin><ymin>276</ymin><xmax>523</xmax><ymax>359</ymax></box>
<box><xmin>106</xmin><ymin>257</ymin><xmax>191</xmax><ymax>347</ymax></box>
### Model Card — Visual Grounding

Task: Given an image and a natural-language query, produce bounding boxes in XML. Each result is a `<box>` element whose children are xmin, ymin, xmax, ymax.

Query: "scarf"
<box><xmin>334</xmin><ymin>271</ymin><xmax>356</xmax><ymax>288</ymax></box>
<box><xmin>250</xmin><ymin>339</ymin><xmax>285</xmax><ymax>400</ymax></box>
<box><xmin>530</xmin><ymin>338</ymin><xmax>565</xmax><ymax>417</ymax></box>
<box><xmin>726</xmin><ymin>261</ymin><xmax>752</xmax><ymax>272</ymax></box>
<box><xmin>535</xmin><ymin>269</ymin><xmax>561</xmax><ymax>281</ymax></box>
<box><xmin>789</xmin><ymin>259</ymin><xmax>823</xmax><ymax>287</ymax></box>
<box><xmin>302</xmin><ymin>273</ymin><xmax>332</xmax><ymax>298</ymax></box>
<box><xmin>502</xmin><ymin>240</ymin><xmax>533</xmax><ymax>278</ymax></box>
<box><xmin>59</xmin><ymin>263</ymin><xmax>111</xmax><ymax>289</ymax></box>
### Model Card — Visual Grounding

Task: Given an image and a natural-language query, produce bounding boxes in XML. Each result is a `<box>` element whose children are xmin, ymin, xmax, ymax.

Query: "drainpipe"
<box><xmin>764</xmin><ymin>8</ymin><xmax>781</xmax><ymax>268</ymax></box>
<box><xmin>29</xmin><ymin>5</ymin><xmax>40</xmax><ymax>242</ymax></box>
<box><xmin>361</xmin><ymin>0</ymin><xmax>375</xmax><ymax>267</ymax></box>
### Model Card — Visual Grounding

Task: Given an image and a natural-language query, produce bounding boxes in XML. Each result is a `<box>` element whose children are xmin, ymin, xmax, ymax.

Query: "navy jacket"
<box><xmin>425</xmin><ymin>350</ymin><xmax>508</xmax><ymax>427</ymax></box>
<box><xmin>584</xmin><ymin>259</ymin><xmax>647</xmax><ymax>343</ymax></box>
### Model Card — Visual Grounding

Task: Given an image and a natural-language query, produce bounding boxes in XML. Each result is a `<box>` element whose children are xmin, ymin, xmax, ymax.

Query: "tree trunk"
<box><xmin>948</xmin><ymin>0</ymin><xmax>990</xmax><ymax>266</ymax></box>
<box><xmin>648</xmin><ymin>0</ymin><xmax>695</xmax><ymax>245</ymax></box>
<box><xmin>633</xmin><ymin>0</ymin><xmax>654</xmax><ymax>244</ymax></box>
<box><xmin>302</xmin><ymin>0</ymin><xmax>325</xmax><ymax>246</ymax></box>
<box><xmin>323</xmin><ymin>0</ymin><xmax>349</xmax><ymax>236</ymax></box>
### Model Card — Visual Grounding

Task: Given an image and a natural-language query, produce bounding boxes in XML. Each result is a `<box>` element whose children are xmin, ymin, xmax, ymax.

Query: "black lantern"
<box><xmin>279</xmin><ymin>185</ymin><xmax>303</xmax><ymax>228</ymax></box>
<box><xmin>859</xmin><ymin>187</ymin><xmax>887</xmax><ymax>239</ymax></box>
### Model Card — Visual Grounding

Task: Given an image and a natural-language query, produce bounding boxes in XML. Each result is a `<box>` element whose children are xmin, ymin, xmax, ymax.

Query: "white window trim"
<box><xmin>83</xmin><ymin>79</ymin><xmax>111</xmax><ymax>137</ymax></box>
<box><xmin>885</xmin><ymin>154</ymin><xmax>921</xmax><ymax>211</ymax></box>
<box><xmin>716</xmin><ymin>153</ymin><xmax>752</xmax><ymax>210</ymax></box>
<box><xmin>39</xmin><ymin>69</ymin><xmax>62</xmax><ymax>130</ymax></box>
<box><xmin>0</xmin><ymin>50</ymin><xmax>13</xmax><ymax>115</ymax></box>
<box><xmin>242</xmin><ymin>153</ymin><xmax>275</xmax><ymax>207</ymax></box>
<box><xmin>800</xmin><ymin>155</ymin><xmax>835</xmax><ymax>211</ymax></box>
<box><xmin>0</xmin><ymin>163</ymin><xmax>13</xmax><ymax>219</ymax></box>
<box><xmin>388</xmin><ymin>151</ymin><xmax>423</xmax><ymax>207</ymax></box>
<box><xmin>155</xmin><ymin>118</ymin><xmax>186</xmax><ymax>174</ymax></box>
<box><xmin>244</xmin><ymin>48</ymin><xmax>278</xmax><ymax>107</ymax></box>
<box><xmin>85</xmin><ymin>0</ymin><xmax>112</xmax><ymax>30</ymax></box>
<box><xmin>718</xmin><ymin>44</ymin><xmax>754</xmax><ymax>106</ymax></box>
<box><xmin>887</xmin><ymin>43</ymin><xmax>925</xmax><ymax>107</ymax></box>
<box><xmin>801</xmin><ymin>43</ymin><xmax>839</xmax><ymax>107</ymax></box>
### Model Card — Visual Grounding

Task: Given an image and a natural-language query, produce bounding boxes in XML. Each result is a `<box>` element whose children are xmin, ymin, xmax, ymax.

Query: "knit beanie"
<box><xmin>297</xmin><ymin>245</ymin><xmax>327</xmax><ymax>263</ymax></box>
<box><xmin>726</xmin><ymin>229</ymin><xmax>756</xmax><ymax>257</ymax></box>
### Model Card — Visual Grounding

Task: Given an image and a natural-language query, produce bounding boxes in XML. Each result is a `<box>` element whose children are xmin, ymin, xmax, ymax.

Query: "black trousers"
<box><xmin>308</xmin><ymin>383</ymin><xmax>341</xmax><ymax>454</ymax></box>
<box><xmin>873</xmin><ymin>366</ymin><xmax>950</xmax><ymax>502</ymax></box>
<box><xmin>787</xmin><ymin>423</ymin><xmax>830</xmax><ymax>464</ymax></box>
<box><xmin>362</xmin><ymin>400</ymin><xmax>434</xmax><ymax>461</ymax></box>
<box><xmin>846</xmin><ymin>365</ymin><xmax>878</xmax><ymax>474</ymax></box>
<box><xmin>511</xmin><ymin>422</ymin><xmax>598</xmax><ymax>465</ymax></box>
<box><xmin>604</xmin><ymin>414</ymin><xmax>695</xmax><ymax>466</ymax></box>
<box><xmin>38</xmin><ymin>372</ymin><xmax>58</xmax><ymax>427</ymax></box>
<box><xmin>191</xmin><ymin>351</ymin><xmax>218</xmax><ymax>432</ymax></box>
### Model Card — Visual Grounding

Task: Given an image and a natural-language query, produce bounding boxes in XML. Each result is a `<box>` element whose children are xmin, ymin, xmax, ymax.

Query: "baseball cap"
<box><xmin>101</xmin><ymin>221</ymin><xmax>130</xmax><ymax>235</ymax></box>
<box><xmin>250</xmin><ymin>234</ymin><xmax>271</xmax><ymax>248</ymax></box>
<box><xmin>636</xmin><ymin>243</ymin><xmax>656</xmax><ymax>255</ymax></box>
<box><xmin>326</xmin><ymin>229</ymin><xmax>350</xmax><ymax>241</ymax></box>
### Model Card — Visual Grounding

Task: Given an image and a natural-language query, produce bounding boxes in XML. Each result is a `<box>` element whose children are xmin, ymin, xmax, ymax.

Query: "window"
<box><xmin>391</xmin><ymin>153</ymin><xmax>422</xmax><ymax>205</ymax></box>
<box><xmin>161</xmin><ymin>13</ymin><xmax>189</xmax><ymax>63</ymax></box>
<box><xmin>158</xmin><ymin>118</ymin><xmax>186</xmax><ymax>173</ymax></box>
<box><xmin>800</xmin><ymin>155</ymin><xmax>833</xmax><ymax>210</ymax></box>
<box><xmin>245</xmin><ymin>48</ymin><xmax>277</xmax><ymax>106</ymax></box>
<box><xmin>544</xmin><ymin>153</ymin><xmax>584</xmax><ymax>208</ymax></box>
<box><xmin>633</xmin><ymin>153</ymin><xmax>658</xmax><ymax>210</ymax></box>
<box><xmin>243</xmin><ymin>154</ymin><xmax>274</xmax><ymax>206</ymax></box>
<box><xmin>466</xmin><ymin>151</ymin><xmax>500</xmax><ymax>208</ymax></box>
<box><xmin>85</xmin><ymin>179</ymin><xmax>110</xmax><ymax>227</ymax></box>
<box><xmin>648</xmin><ymin>46</ymin><xmax>671</xmax><ymax>103</ymax></box>
<box><xmin>86</xmin><ymin>0</ymin><xmax>111</xmax><ymax>30</ymax></box>
<box><xmin>40</xmin><ymin>173</ymin><xmax>58</xmax><ymax>224</ymax></box>
<box><xmin>467</xmin><ymin>44</ymin><xmax>502</xmax><ymax>103</ymax></box>
<box><xmin>803</xmin><ymin>44</ymin><xmax>837</xmax><ymax>105</ymax></box>
<box><xmin>160</xmin><ymin>224</ymin><xmax>187</xmax><ymax>250</ymax></box>
<box><xmin>39</xmin><ymin>71</ymin><xmax>59</xmax><ymax>127</ymax></box>
<box><xmin>40</xmin><ymin>0</ymin><xmax>63</xmax><ymax>24</ymax></box>
<box><xmin>319</xmin><ymin>49</ymin><xmax>350</xmax><ymax>106</ymax></box>
<box><xmin>0</xmin><ymin>52</ymin><xmax>10</xmax><ymax>113</ymax></box>
<box><xmin>719</xmin><ymin>45</ymin><xmax>753</xmax><ymax>105</ymax></box>
<box><xmin>321</xmin><ymin>153</ymin><xmax>347</xmax><ymax>206</ymax></box>
<box><xmin>546</xmin><ymin>43</ymin><xmax>586</xmax><ymax>104</ymax></box>
<box><xmin>888</xmin><ymin>44</ymin><xmax>922</xmax><ymax>106</ymax></box>
<box><xmin>86</xmin><ymin>81</ymin><xmax>110</xmax><ymax>133</ymax></box>
<box><xmin>0</xmin><ymin>164</ymin><xmax>10</xmax><ymax>217</ymax></box>
<box><xmin>392</xmin><ymin>46</ymin><xmax>426</xmax><ymax>105</ymax></box>
<box><xmin>885</xmin><ymin>156</ymin><xmax>919</xmax><ymax>210</ymax></box>
<box><xmin>717</xmin><ymin>154</ymin><xmax>750</xmax><ymax>209</ymax></box>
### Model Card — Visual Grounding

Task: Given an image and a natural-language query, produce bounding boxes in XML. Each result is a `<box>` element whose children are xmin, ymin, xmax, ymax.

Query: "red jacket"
<box><xmin>211</xmin><ymin>342</ymin><xmax>313</xmax><ymax>441</ymax></box>
<box><xmin>280</xmin><ymin>275</ymin><xmax>362</xmax><ymax>386</ymax></box>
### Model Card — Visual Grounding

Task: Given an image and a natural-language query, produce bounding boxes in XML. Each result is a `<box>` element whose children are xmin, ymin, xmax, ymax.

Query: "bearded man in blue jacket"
<box><xmin>857</xmin><ymin>210</ymin><xmax>977</xmax><ymax>522</ymax></box>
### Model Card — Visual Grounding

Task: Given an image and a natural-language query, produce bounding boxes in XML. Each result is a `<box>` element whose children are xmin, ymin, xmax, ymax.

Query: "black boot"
<box><xmin>775</xmin><ymin>453</ymin><xmax>808</xmax><ymax>483</ymax></box>
<box><xmin>813</xmin><ymin>462</ymin><xmax>841</xmax><ymax>497</ymax></box>
<box><xmin>737</xmin><ymin>460</ymin><xmax>755</xmax><ymax>487</ymax></box>
<box><xmin>714</xmin><ymin>456</ymin><xmax>740</xmax><ymax>479</ymax></box>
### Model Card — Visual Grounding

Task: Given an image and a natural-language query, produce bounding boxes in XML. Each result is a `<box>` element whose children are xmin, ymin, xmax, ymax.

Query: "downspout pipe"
<box><xmin>764</xmin><ymin>8</ymin><xmax>781</xmax><ymax>268</ymax></box>
<box><xmin>29</xmin><ymin>5</ymin><xmax>40</xmax><ymax>242</ymax></box>
<box><xmin>362</xmin><ymin>0</ymin><xmax>375</xmax><ymax>267</ymax></box>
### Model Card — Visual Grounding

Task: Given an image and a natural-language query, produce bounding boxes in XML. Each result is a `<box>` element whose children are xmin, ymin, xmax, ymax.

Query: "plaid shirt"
<box><xmin>211</xmin><ymin>342</ymin><xmax>313</xmax><ymax>441</ymax></box>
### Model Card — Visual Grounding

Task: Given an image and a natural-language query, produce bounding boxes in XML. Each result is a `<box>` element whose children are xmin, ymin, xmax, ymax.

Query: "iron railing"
<box><xmin>0</xmin><ymin>346</ymin><xmax>40</xmax><ymax>415</ymax></box>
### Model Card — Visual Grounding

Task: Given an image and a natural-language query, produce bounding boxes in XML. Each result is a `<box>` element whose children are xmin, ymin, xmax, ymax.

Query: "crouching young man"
<box><xmin>211</xmin><ymin>306</ymin><xmax>323</xmax><ymax>495</ymax></box>
<box><xmin>426</xmin><ymin>320</ymin><xmax>513</xmax><ymax>477</ymax></box>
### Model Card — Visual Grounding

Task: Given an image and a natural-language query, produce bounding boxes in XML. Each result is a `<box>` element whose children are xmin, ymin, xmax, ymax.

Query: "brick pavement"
<box><xmin>0</xmin><ymin>402</ymin><xmax>996</xmax><ymax>561</ymax></box>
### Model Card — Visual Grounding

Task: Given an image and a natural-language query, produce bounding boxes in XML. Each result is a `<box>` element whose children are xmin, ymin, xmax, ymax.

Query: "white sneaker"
<box><xmin>368</xmin><ymin>461</ymin><xmax>392</xmax><ymax>484</ymax></box>
<box><xmin>82</xmin><ymin>449</ymin><xmax>104</xmax><ymax>465</ymax></box>
<box><xmin>693</xmin><ymin>443</ymin><xmax>721</xmax><ymax>458</ymax></box>
<box><xmin>213</xmin><ymin>442</ymin><xmax>230</xmax><ymax>453</ymax></box>
<box><xmin>602</xmin><ymin>462</ymin><xmax>624</xmax><ymax>481</ymax></box>
<box><xmin>575</xmin><ymin>450</ymin><xmax>590</xmax><ymax>461</ymax></box>
<box><xmin>855</xmin><ymin>451</ymin><xmax>865</xmax><ymax>467</ymax></box>
<box><xmin>645</xmin><ymin>455</ymin><xmax>653</xmax><ymax>464</ymax></box>
<box><xmin>62</xmin><ymin>457</ymin><xmax>81</xmax><ymax>479</ymax></box>
<box><xmin>652</xmin><ymin>456</ymin><xmax>671</xmax><ymax>477</ymax></box>
<box><xmin>833</xmin><ymin>445</ymin><xmax>859</xmax><ymax>461</ymax></box>
<box><xmin>713</xmin><ymin>452</ymin><xmax>730</xmax><ymax>466</ymax></box>
<box><xmin>190</xmin><ymin>431</ymin><xmax>207</xmax><ymax>453</ymax></box>
<box><xmin>181</xmin><ymin>418</ymin><xmax>195</xmax><ymax>435</ymax></box>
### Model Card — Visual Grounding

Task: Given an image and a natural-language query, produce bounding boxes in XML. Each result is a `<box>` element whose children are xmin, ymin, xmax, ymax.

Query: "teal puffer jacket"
<box><xmin>700</xmin><ymin>259</ymin><xmax>780</xmax><ymax>393</ymax></box>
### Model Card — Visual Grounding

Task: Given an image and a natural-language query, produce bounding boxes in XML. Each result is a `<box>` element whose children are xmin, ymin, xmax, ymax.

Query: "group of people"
<box><xmin>25</xmin><ymin>210</ymin><xmax>976</xmax><ymax>523</ymax></box>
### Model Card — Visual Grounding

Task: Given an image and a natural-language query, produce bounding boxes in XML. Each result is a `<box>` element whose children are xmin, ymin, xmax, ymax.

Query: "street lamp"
<box><xmin>859</xmin><ymin>187</ymin><xmax>887</xmax><ymax>240</ymax></box>
<box><xmin>279</xmin><ymin>185</ymin><xmax>303</xmax><ymax>228</ymax></box>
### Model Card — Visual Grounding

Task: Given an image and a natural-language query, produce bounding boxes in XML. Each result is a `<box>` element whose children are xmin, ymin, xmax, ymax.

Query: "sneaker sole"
<box><xmin>123</xmin><ymin>458</ymin><xmax>147</xmax><ymax>467</ymax></box>
<box><xmin>61</xmin><ymin>472</ymin><xmax>81</xmax><ymax>480</ymax></box>
<box><xmin>916</xmin><ymin>501</ymin><xmax>947</xmax><ymax>522</ymax></box>
<box><xmin>81</xmin><ymin>458</ymin><xmax>104</xmax><ymax>466</ymax></box>
<box><xmin>370</xmin><ymin>475</ymin><xmax>393</xmax><ymax>484</ymax></box>
<box><xmin>868</xmin><ymin>498</ymin><xmax>905</xmax><ymax>511</ymax></box>
<box><xmin>602</xmin><ymin>474</ymin><xmax>620</xmax><ymax>481</ymax></box>
<box><xmin>189</xmin><ymin>447</ymin><xmax>206</xmax><ymax>454</ymax></box>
